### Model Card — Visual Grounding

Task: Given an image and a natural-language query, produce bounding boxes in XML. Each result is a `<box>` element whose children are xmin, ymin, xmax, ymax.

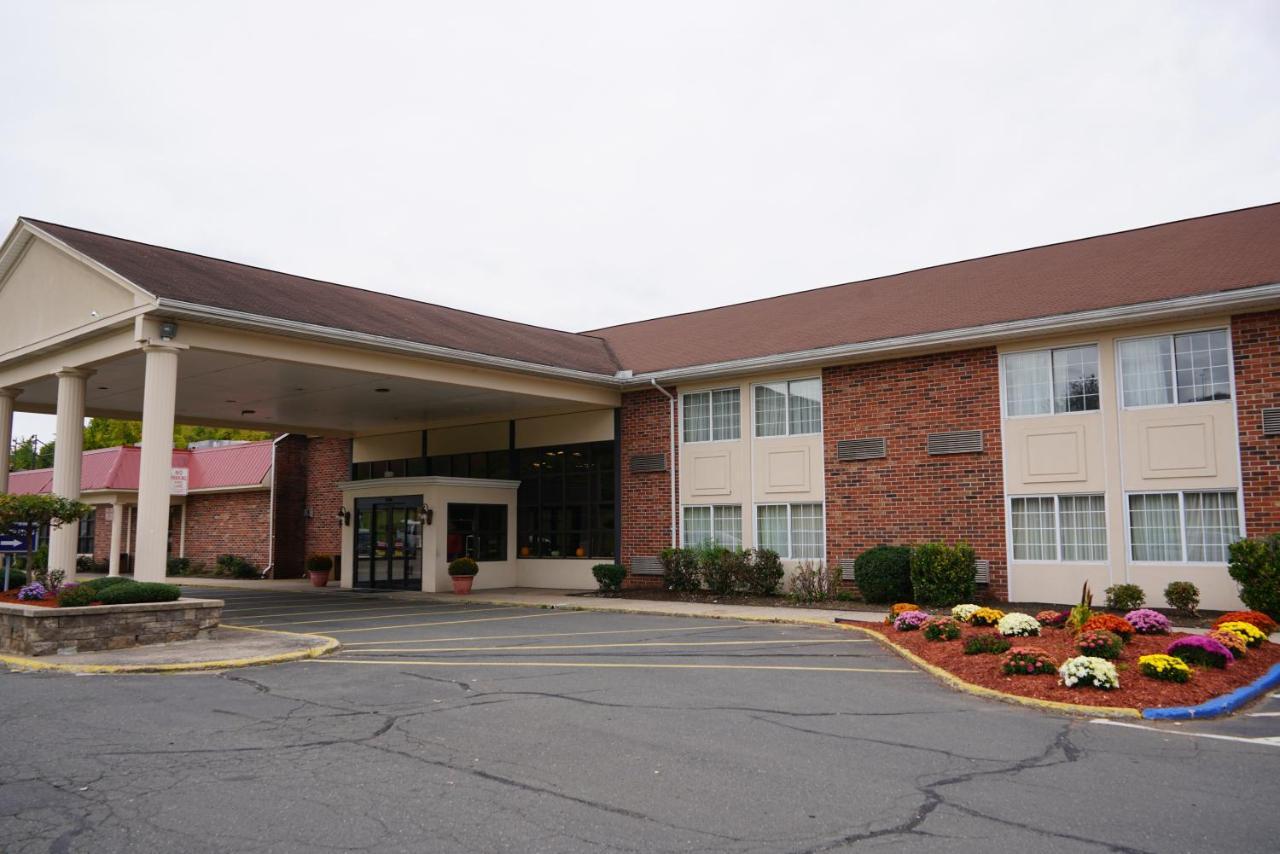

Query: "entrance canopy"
<box><xmin>0</xmin><ymin>218</ymin><xmax>620</xmax><ymax>583</ymax></box>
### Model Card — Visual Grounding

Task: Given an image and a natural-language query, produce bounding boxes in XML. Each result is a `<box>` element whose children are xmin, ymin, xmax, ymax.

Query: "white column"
<box><xmin>108</xmin><ymin>497</ymin><xmax>123</xmax><ymax>576</ymax></box>
<box><xmin>50</xmin><ymin>369</ymin><xmax>91</xmax><ymax>577</ymax></box>
<box><xmin>0</xmin><ymin>388</ymin><xmax>18</xmax><ymax>495</ymax></box>
<box><xmin>134</xmin><ymin>345</ymin><xmax>181</xmax><ymax>583</ymax></box>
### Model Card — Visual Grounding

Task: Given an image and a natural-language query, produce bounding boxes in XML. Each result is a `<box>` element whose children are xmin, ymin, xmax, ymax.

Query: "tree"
<box><xmin>9</xmin><ymin>435</ymin><xmax>55</xmax><ymax>472</ymax></box>
<box><xmin>0</xmin><ymin>493</ymin><xmax>94</xmax><ymax>589</ymax></box>
<box><xmin>9</xmin><ymin>419</ymin><xmax>272</xmax><ymax>472</ymax></box>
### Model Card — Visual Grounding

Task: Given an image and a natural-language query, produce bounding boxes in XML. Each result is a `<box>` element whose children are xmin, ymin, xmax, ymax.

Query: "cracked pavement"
<box><xmin>2</xmin><ymin>588</ymin><xmax>1277</xmax><ymax>853</ymax></box>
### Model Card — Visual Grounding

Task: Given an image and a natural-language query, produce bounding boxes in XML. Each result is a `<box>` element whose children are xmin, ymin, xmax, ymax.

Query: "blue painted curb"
<box><xmin>1142</xmin><ymin>662</ymin><xmax>1280</xmax><ymax>720</ymax></box>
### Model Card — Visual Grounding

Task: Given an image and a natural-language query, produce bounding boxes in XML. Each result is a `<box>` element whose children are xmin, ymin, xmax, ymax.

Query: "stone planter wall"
<box><xmin>0</xmin><ymin>598</ymin><xmax>223</xmax><ymax>657</ymax></box>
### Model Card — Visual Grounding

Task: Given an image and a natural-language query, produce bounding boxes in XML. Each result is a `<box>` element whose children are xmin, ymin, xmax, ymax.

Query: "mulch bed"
<box><xmin>857</xmin><ymin>619</ymin><xmax>1280</xmax><ymax>709</ymax></box>
<box><xmin>0</xmin><ymin>590</ymin><xmax>59</xmax><ymax>608</ymax></box>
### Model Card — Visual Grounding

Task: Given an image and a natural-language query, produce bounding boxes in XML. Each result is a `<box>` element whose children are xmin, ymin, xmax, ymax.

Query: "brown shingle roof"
<box><xmin>587</xmin><ymin>202</ymin><xmax>1280</xmax><ymax>373</ymax></box>
<box><xmin>23</xmin><ymin>219</ymin><xmax>621</xmax><ymax>376</ymax></box>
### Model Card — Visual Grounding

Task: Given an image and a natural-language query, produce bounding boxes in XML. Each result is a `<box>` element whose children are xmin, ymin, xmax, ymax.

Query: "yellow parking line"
<box><xmin>315</xmin><ymin>658</ymin><xmax>917</xmax><ymax>674</ymax></box>
<box><xmin>316</xmin><ymin>610</ymin><xmax>589</xmax><ymax>635</ymax></box>
<box><xmin>339</xmin><ymin>624</ymin><xmax>745</xmax><ymax>646</ymax></box>
<box><xmin>233</xmin><ymin>605</ymin><xmax>518</xmax><ymax>627</ymax></box>
<box><xmin>341</xmin><ymin>638</ymin><xmax>873</xmax><ymax>653</ymax></box>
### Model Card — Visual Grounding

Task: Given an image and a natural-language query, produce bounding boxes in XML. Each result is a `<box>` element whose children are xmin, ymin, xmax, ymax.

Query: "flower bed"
<box><xmin>857</xmin><ymin>618</ymin><xmax>1280</xmax><ymax>709</ymax></box>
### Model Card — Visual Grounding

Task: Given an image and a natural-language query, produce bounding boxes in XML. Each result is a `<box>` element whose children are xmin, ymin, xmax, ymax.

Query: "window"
<box><xmin>754</xmin><ymin>378</ymin><xmax>822</xmax><ymax>437</ymax></box>
<box><xmin>1128</xmin><ymin>490</ymin><xmax>1240</xmax><ymax>562</ymax></box>
<box><xmin>754</xmin><ymin>503</ymin><xmax>824</xmax><ymax>559</ymax></box>
<box><xmin>682</xmin><ymin>388</ymin><xmax>741</xmax><ymax>443</ymax></box>
<box><xmin>77</xmin><ymin>513</ymin><xmax>96</xmax><ymax>555</ymax></box>
<box><xmin>516</xmin><ymin>441</ymin><xmax>615</xmax><ymax>558</ymax></box>
<box><xmin>1010</xmin><ymin>494</ymin><xmax>1107</xmax><ymax>562</ymax></box>
<box><xmin>1003</xmin><ymin>345</ymin><xmax>1100</xmax><ymax>416</ymax></box>
<box><xmin>446</xmin><ymin>503</ymin><xmax>507</xmax><ymax>562</ymax></box>
<box><xmin>682</xmin><ymin>505</ymin><xmax>742</xmax><ymax>548</ymax></box>
<box><xmin>1119</xmin><ymin>330</ymin><xmax>1231</xmax><ymax>407</ymax></box>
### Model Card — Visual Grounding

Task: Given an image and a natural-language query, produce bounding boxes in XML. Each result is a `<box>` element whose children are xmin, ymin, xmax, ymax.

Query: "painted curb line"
<box><xmin>1141</xmin><ymin>662</ymin><xmax>1280</xmax><ymax>720</ymax></box>
<box><xmin>832</xmin><ymin>619</ymin><xmax>1142</xmax><ymax>719</ymax></box>
<box><xmin>0</xmin><ymin>625</ymin><xmax>340</xmax><ymax>675</ymax></box>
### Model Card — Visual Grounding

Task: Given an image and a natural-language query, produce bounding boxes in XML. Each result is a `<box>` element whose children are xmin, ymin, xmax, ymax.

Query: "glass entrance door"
<box><xmin>353</xmin><ymin>497</ymin><xmax>423</xmax><ymax>589</ymax></box>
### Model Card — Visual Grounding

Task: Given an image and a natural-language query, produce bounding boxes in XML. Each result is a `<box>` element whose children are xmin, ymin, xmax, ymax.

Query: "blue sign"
<box><xmin>0</xmin><ymin>522</ymin><xmax>32</xmax><ymax>554</ymax></box>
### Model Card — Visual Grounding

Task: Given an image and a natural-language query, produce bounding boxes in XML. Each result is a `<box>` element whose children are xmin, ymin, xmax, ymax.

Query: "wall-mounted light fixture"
<box><xmin>337</xmin><ymin>508</ymin><xmax>351</xmax><ymax>526</ymax></box>
<box><xmin>303</xmin><ymin>507</ymin><xmax>314</xmax><ymax>520</ymax></box>
<box><xmin>424</xmin><ymin>505</ymin><xmax>434</xmax><ymax>525</ymax></box>
<box><xmin>160</xmin><ymin>321</ymin><xmax>178</xmax><ymax>341</ymax></box>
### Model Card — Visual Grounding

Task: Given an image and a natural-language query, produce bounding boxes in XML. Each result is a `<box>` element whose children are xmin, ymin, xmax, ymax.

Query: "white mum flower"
<box><xmin>1058</xmin><ymin>655</ymin><xmax>1119</xmax><ymax>690</ymax></box>
<box><xmin>951</xmin><ymin>604</ymin><xmax>980</xmax><ymax>622</ymax></box>
<box><xmin>996</xmin><ymin>612</ymin><xmax>1041</xmax><ymax>637</ymax></box>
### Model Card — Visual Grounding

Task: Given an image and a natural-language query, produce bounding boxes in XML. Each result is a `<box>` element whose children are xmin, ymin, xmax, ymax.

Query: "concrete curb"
<box><xmin>832</xmin><ymin>620</ymin><xmax>1142</xmax><ymax>719</ymax></box>
<box><xmin>0</xmin><ymin>625</ymin><xmax>340</xmax><ymax>675</ymax></box>
<box><xmin>1141</xmin><ymin>662</ymin><xmax>1280</xmax><ymax>720</ymax></box>
<box><xmin>409</xmin><ymin>594</ymin><xmax>850</xmax><ymax>628</ymax></box>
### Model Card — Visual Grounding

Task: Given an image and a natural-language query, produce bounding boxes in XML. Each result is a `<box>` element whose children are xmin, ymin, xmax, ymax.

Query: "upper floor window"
<box><xmin>682</xmin><ymin>388</ymin><xmax>741</xmax><ymax>443</ymax></box>
<box><xmin>1003</xmin><ymin>345</ymin><xmax>1100</xmax><ymax>417</ymax></box>
<box><xmin>754</xmin><ymin>378</ymin><xmax>822</xmax><ymax>437</ymax></box>
<box><xmin>1118</xmin><ymin>330</ymin><xmax>1231</xmax><ymax>408</ymax></box>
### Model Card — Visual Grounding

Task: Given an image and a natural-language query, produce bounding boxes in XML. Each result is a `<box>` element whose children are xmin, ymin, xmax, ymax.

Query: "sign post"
<box><xmin>1</xmin><ymin>523</ymin><xmax>31</xmax><ymax>592</ymax></box>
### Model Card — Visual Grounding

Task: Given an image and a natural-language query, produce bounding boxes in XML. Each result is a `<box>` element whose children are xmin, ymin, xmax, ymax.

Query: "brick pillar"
<box><xmin>1233</xmin><ymin>309</ymin><xmax>1280</xmax><ymax>537</ymax></box>
<box><xmin>619</xmin><ymin>388</ymin><xmax>677</xmax><ymax>589</ymax></box>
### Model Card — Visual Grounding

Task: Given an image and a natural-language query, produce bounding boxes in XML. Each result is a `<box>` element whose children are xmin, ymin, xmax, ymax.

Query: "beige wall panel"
<box><xmin>751</xmin><ymin>435</ymin><xmax>824</xmax><ymax>502</ymax></box>
<box><xmin>1119</xmin><ymin>402</ymin><xmax>1237</xmax><ymax>490</ymax></box>
<box><xmin>1004</xmin><ymin>416</ymin><xmax>1103</xmax><ymax>491</ymax></box>
<box><xmin>689</xmin><ymin>452</ymin><xmax>733</xmax><ymax>496</ymax></box>
<box><xmin>516</xmin><ymin>558</ymin><xmax>598</xmax><ymax>589</ymax></box>
<box><xmin>1008</xmin><ymin>563</ymin><xmax>1114</xmax><ymax>607</ymax></box>
<box><xmin>0</xmin><ymin>240</ymin><xmax>137</xmax><ymax>357</ymax></box>
<box><xmin>429</xmin><ymin>420</ymin><xmax>509</xmax><ymax>455</ymax></box>
<box><xmin>352</xmin><ymin>430</ymin><xmax>422</xmax><ymax>463</ymax></box>
<box><xmin>1127</xmin><ymin>564</ymin><xmax>1244</xmax><ymax>612</ymax></box>
<box><xmin>515</xmin><ymin>409</ymin><xmax>613</xmax><ymax>448</ymax></box>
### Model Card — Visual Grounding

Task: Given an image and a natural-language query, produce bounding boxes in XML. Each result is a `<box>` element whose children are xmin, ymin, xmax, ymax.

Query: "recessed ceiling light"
<box><xmin>225</xmin><ymin>399</ymin><xmax>236</xmax><ymax>404</ymax></box>
<box><xmin>97</xmin><ymin>386</ymin><xmax>109</xmax><ymax>391</ymax></box>
<box><xmin>375</xmin><ymin>387</ymin><xmax>390</xmax><ymax>393</ymax></box>
<box><xmin>241</xmin><ymin>409</ymin><xmax>256</xmax><ymax>415</ymax></box>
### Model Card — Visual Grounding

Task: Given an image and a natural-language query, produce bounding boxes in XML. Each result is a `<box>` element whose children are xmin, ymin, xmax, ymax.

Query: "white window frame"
<box><xmin>681</xmin><ymin>504</ymin><xmax>743</xmax><ymax>549</ymax></box>
<box><xmin>753</xmin><ymin>502</ymin><xmax>825</xmax><ymax>559</ymax></box>
<box><xmin>1123</xmin><ymin>489</ymin><xmax>1243</xmax><ymax>564</ymax></box>
<box><xmin>751</xmin><ymin>377</ymin><xmax>823</xmax><ymax>438</ymax></box>
<box><xmin>1116</xmin><ymin>328</ymin><xmax>1235</xmax><ymax>410</ymax></box>
<box><xmin>999</xmin><ymin>343</ymin><xmax>1102</xmax><ymax>418</ymax></box>
<box><xmin>1006</xmin><ymin>494</ymin><xmax>1108</xmax><ymax>563</ymax></box>
<box><xmin>680</xmin><ymin>387</ymin><xmax>741</xmax><ymax>444</ymax></box>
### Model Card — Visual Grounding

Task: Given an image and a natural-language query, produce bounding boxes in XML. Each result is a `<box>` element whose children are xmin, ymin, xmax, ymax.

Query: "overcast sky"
<box><xmin>4</xmin><ymin>1</ymin><xmax>1279</xmax><ymax>444</ymax></box>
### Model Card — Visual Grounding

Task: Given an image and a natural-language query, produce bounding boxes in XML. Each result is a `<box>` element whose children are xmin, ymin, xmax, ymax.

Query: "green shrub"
<box><xmin>908</xmin><ymin>542</ymin><xmax>976</xmax><ymax>606</ymax></box>
<box><xmin>1164</xmin><ymin>581</ymin><xmax>1200</xmax><ymax>616</ymax></box>
<box><xmin>787</xmin><ymin>560</ymin><xmax>838</xmax><ymax>603</ymax></box>
<box><xmin>94</xmin><ymin>581</ymin><xmax>182</xmax><ymax>605</ymax></box>
<box><xmin>963</xmin><ymin>634</ymin><xmax>1011</xmax><ymax>656</ymax></box>
<box><xmin>591</xmin><ymin>563</ymin><xmax>626</xmax><ymax>594</ymax></box>
<box><xmin>306</xmin><ymin>554</ymin><xmax>334</xmax><ymax>573</ymax></box>
<box><xmin>853</xmin><ymin>545</ymin><xmax>913</xmax><ymax>604</ymax></box>
<box><xmin>167</xmin><ymin>557</ymin><xmax>192</xmax><ymax>576</ymax></box>
<box><xmin>3</xmin><ymin>568</ymin><xmax>28</xmax><ymax>589</ymax></box>
<box><xmin>447</xmin><ymin>557</ymin><xmax>479</xmax><ymax>577</ymax></box>
<box><xmin>1104</xmin><ymin>583</ymin><xmax>1145</xmax><ymax>612</ymax></box>
<box><xmin>741</xmin><ymin>549</ymin><xmax>784</xmax><ymax>596</ymax></box>
<box><xmin>922</xmin><ymin>617</ymin><xmax>962</xmax><ymax>642</ymax></box>
<box><xmin>697</xmin><ymin>544</ymin><xmax>737</xmax><ymax>596</ymax></box>
<box><xmin>1228</xmin><ymin>536</ymin><xmax>1280</xmax><ymax>620</ymax></box>
<box><xmin>216</xmin><ymin>554</ymin><xmax>260</xmax><ymax>579</ymax></box>
<box><xmin>660</xmin><ymin>547</ymin><xmax>701</xmax><ymax>593</ymax></box>
<box><xmin>75</xmin><ymin>555</ymin><xmax>97</xmax><ymax>574</ymax></box>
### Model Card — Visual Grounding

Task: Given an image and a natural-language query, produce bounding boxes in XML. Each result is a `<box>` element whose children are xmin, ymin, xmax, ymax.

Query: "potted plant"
<box><xmin>448</xmin><ymin>556</ymin><xmax>479</xmax><ymax>594</ymax></box>
<box><xmin>306</xmin><ymin>554</ymin><xmax>333</xmax><ymax>587</ymax></box>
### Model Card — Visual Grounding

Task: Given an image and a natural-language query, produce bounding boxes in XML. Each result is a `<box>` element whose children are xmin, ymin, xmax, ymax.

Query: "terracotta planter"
<box><xmin>308</xmin><ymin>570</ymin><xmax>330</xmax><ymax>588</ymax></box>
<box><xmin>451</xmin><ymin>575</ymin><xmax>475</xmax><ymax>594</ymax></box>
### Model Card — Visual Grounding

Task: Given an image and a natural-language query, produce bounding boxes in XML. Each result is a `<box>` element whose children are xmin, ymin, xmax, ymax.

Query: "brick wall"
<box><xmin>181</xmin><ymin>490</ymin><xmax>272</xmax><ymax>571</ymax></box>
<box><xmin>90</xmin><ymin>505</ymin><xmax>110</xmax><ymax>564</ymax></box>
<box><xmin>822</xmin><ymin>348</ymin><xmax>1008</xmax><ymax>598</ymax></box>
<box><xmin>1233</xmin><ymin>309</ymin><xmax>1280</xmax><ymax>537</ymax></box>
<box><xmin>304</xmin><ymin>437</ymin><xmax>351</xmax><ymax>565</ymax></box>
<box><xmin>271</xmin><ymin>435</ymin><xmax>309</xmax><ymax>578</ymax></box>
<box><xmin>620</xmin><ymin>388</ymin><xmax>677</xmax><ymax>588</ymax></box>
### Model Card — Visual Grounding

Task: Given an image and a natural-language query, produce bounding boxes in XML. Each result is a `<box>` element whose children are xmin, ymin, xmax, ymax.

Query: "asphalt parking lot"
<box><xmin>2</xmin><ymin>588</ymin><xmax>1279</xmax><ymax>853</ymax></box>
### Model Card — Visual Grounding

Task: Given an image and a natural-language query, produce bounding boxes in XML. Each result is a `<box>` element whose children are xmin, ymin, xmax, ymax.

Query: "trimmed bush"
<box><xmin>591</xmin><ymin>563</ymin><xmax>626</xmax><ymax>594</ymax></box>
<box><xmin>697</xmin><ymin>545</ymin><xmax>737</xmax><ymax>596</ymax></box>
<box><xmin>1002</xmin><ymin>647</ymin><xmax>1056</xmax><ymax>676</ymax></box>
<box><xmin>1076</xmin><ymin>629</ymin><xmax>1123</xmax><ymax>660</ymax></box>
<box><xmin>1139</xmin><ymin>654</ymin><xmax>1191</xmax><ymax>683</ymax></box>
<box><xmin>853</xmin><ymin>545</ymin><xmax>913</xmax><ymax>604</ymax></box>
<box><xmin>1164</xmin><ymin>581</ymin><xmax>1200</xmax><ymax>616</ymax></box>
<box><xmin>57</xmin><ymin>575</ymin><xmax>143</xmax><ymax>607</ymax></box>
<box><xmin>94</xmin><ymin>581</ymin><xmax>181</xmax><ymax>605</ymax></box>
<box><xmin>447</xmin><ymin>557</ymin><xmax>479</xmax><ymax>577</ymax></box>
<box><xmin>2</xmin><ymin>568</ymin><xmax>28</xmax><ymax>589</ymax></box>
<box><xmin>660</xmin><ymin>548</ymin><xmax>700</xmax><ymax>593</ymax></box>
<box><xmin>1227</xmin><ymin>536</ymin><xmax>1280</xmax><ymax>620</ymax></box>
<box><xmin>922</xmin><ymin>617</ymin><xmax>961</xmax><ymax>641</ymax></box>
<box><xmin>963</xmin><ymin>634</ymin><xmax>1012</xmax><ymax>656</ymax></box>
<box><xmin>740</xmin><ymin>549</ymin><xmax>784</xmax><ymax>596</ymax></box>
<box><xmin>908</xmin><ymin>542</ymin><xmax>976</xmax><ymax>606</ymax></box>
<box><xmin>217</xmin><ymin>554</ymin><xmax>260</xmax><ymax>580</ymax></box>
<box><xmin>306</xmin><ymin>554</ymin><xmax>334</xmax><ymax>573</ymax></box>
<box><xmin>1104</xmin><ymin>583</ymin><xmax>1145</xmax><ymax>612</ymax></box>
<box><xmin>167</xmin><ymin>557</ymin><xmax>192</xmax><ymax>576</ymax></box>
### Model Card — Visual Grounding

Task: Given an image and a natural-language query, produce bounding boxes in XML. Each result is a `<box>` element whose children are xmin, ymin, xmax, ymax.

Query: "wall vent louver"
<box><xmin>838</xmin><ymin>558</ymin><xmax>857</xmax><ymax>581</ymax></box>
<box><xmin>1263</xmin><ymin>408</ymin><xmax>1280</xmax><ymax>437</ymax></box>
<box><xmin>629</xmin><ymin>453</ymin><xmax>666</xmax><ymax>473</ymax></box>
<box><xmin>836</xmin><ymin>437</ymin><xmax>887</xmax><ymax>461</ymax></box>
<box><xmin>927</xmin><ymin>430</ymin><xmax>984</xmax><ymax>455</ymax></box>
<box><xmin>974</xmin><ymin>559</ymin><xmax>991</xmax><ymax>585</ymax></box>
<box><xmin>630</xmin><ymin>556</ymin><xmax>664</xmax><ymax>576</ymax></box>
